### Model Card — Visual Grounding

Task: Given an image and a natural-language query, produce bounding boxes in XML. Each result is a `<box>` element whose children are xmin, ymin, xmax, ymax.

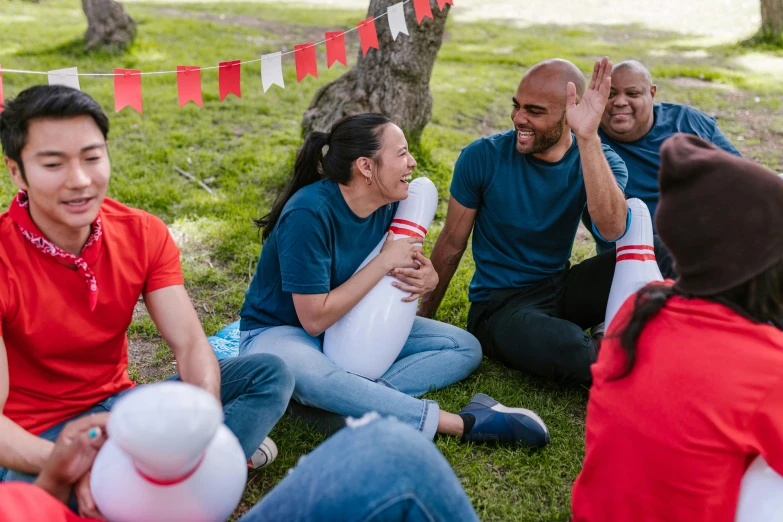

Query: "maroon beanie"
<box><xmin>655</xmin><ymin>133</ymin><xmax>783</xmax><ymax>296</ymax></box>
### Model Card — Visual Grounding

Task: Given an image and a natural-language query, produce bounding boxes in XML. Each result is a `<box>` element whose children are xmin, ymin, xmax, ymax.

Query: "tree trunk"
<box><xmin>82</xmin><ymin>0</ymin><xmax>136</xmax><ymax>51</ymax></box>
<box><xmin>760</xmin><ymin>0</ymin><xmax>783</xmax><ymax>35</ymax></box>
<box><xmin>301</xmin><ymin>0</ymin><xmax>450</xmax><ymax>146</ymax></box>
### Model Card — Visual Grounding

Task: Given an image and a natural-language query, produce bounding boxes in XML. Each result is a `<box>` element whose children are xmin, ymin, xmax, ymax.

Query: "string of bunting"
<box><xmin>0</xmin><ymin>0</ymin><xmax>453</xmax><ymax>114</ymax></box>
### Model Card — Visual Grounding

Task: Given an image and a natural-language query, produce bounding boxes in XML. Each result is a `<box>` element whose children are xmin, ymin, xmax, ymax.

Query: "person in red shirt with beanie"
<box><xmin>0</xmin><ymin>85</ymin><xmax>294</xmax><ymax>519</ymax></box>
<box><xmin>571</xmin><ymin>133</ymin><xmax>783</xmax><ymax>521</ymax></box>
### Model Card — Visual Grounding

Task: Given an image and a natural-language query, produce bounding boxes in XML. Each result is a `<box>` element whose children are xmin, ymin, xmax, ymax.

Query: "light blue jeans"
<box><xmin>241</xmin><ymin>416</ymin><xmax>480</xmax><ymax>522</ymax></box>
<box><xmin>239</xmin><ymin>317</ymin><xmax>482</xmax><ymax>439</ymax></box>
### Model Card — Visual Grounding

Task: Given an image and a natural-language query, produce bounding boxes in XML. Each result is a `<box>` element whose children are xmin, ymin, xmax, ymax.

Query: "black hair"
<box><xmin>0</xmin><ymin>85</ymin><xmax>110</xmax><ymax>182</ymax></box>
<box><xmin>609</xmin><ymin>259</ymin><xmax>783</xmax><ymax>380</ymax></box>
<box><xmin>256</xmin><ymin>113</ymin><xmax>392</xmax><ymax>241</ymax></box>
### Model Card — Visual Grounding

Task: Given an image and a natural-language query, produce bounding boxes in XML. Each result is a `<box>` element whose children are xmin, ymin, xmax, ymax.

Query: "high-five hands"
<box><xmin>566</xmin><ymin>56</ymin><xmax>613</xmax><ymax>140</ymax></box>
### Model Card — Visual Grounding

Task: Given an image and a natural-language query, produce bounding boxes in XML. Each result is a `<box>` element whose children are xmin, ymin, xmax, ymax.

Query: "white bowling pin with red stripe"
<box><xmin>90</xmin><ymin>382</ymin><xmax>247</xmax><ymax>522</ymax></box>
<box><xmin>604</xmin><ymin>198</ymin><xmax>664</xmax><ymax>329</ymax></box>
<box><xmin>735</xmin><ymin>456</ymin><xmax>783</xmax><ymax>522</ymax></box>
<box><xmin>323</xmin><ymin>177</ymin><xmax>439</xmax><ymax>380</ymax></box>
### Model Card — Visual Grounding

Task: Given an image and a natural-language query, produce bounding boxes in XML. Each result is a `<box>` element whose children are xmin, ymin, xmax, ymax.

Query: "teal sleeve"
<box><xmin>710</xmin><ymin>125</ymin><xmax>742</xmax><ymax>157</ymax></box>
<box><xmin>602</xmin><ymin>144</ymin><xmax>629</xmax><ymax>192</ymax></box>
<box><xmin>450</xmin><ymin>140</ymin><xmax>486</xmax><ymax>210</ymax></box>
<box><xmin>277</xmin><ymin>209</ymin><xmax>332</xmax><ymax>294</ymax></box>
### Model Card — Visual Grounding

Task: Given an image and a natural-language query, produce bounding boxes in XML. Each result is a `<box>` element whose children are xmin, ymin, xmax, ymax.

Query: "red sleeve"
<box><xmin>0</xmin><ymin>482</ymin><xmax>96</xmax><ymax>521</ymax></box>
<box><xmin>749</xmin><ymin>380</ymin><xmax>783</xmax><ymax>476</ymax></box>
<box><xmin>142</xmin><ymin>214</ymin><xmax>185</xmax><ymax>294</ymax></box>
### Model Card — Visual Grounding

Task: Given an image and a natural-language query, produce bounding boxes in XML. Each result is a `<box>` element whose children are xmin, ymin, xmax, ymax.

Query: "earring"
<box><xmin>366</xmin><ymin>177</ymin><xmax>372</xmax><ymax>186</ymax></box>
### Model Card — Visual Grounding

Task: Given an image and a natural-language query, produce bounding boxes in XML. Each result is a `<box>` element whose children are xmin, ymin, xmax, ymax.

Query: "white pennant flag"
<box><xmin>387</xmin><ymin>2</ymin><xmax>409</xmax><ymax>41</ymax></box>
<box><xmin>261</xmin><ymin>52</ymin><xmax>285</xmax><ymax>93</ymax></box>
<box><xmin>48</xmin><ymin>67</ymin><xmax>81</xmax><ymax>91</ymax></box>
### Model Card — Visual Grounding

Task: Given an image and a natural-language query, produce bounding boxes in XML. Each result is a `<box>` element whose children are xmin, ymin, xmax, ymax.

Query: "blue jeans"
<box><xmin>241</xmin><ymin>416</ymin><xmax>480</xmax><ymax>522</ymax></box>
<box><xmin>0</xmin><ymin>353</ymin><xmax>294</xmax><ymax>483</ymax></box>
<box><xmin>239</xmin><ymin>317</ymin><xmax>482</xmax><ymax>439</ymax></box>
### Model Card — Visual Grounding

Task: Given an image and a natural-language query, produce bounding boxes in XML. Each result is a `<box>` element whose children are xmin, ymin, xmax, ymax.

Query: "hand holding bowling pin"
<box><xmin>90</xmin><ymin>382</ymin><xmax>247</xmax><ymax>522</ymax></box>
<box><xmin>324</xmin><ymin>177</ymin><xmax>439</xmax><ymax>380</ymax></box>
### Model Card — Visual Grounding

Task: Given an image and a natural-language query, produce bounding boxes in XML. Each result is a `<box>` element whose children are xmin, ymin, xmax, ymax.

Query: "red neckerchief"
<box><xmin>9</xmin><ymin>190</ymin><xmax>102</xmax><ymax>311</ymax></box>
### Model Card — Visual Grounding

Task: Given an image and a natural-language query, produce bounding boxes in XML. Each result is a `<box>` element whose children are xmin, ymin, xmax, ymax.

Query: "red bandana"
<box><xmin>9</xmin><ymin>190</ymin><xmax>102</xmax><ymax>311</ymax></box>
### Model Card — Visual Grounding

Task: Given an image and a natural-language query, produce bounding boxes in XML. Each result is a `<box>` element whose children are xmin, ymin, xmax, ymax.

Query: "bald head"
<box><xmin>521</xmin><ymin>59</ymin><xmax>586</xmax><ymax>102</ymax></box>
<box><xmin>612</xmin><ymin>60</ymin><xmax>653</xmax><ymax>90</ymax></box>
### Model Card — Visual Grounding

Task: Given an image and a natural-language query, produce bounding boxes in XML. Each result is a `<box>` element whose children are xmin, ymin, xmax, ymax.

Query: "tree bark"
<box><xmin>82</xmin><ymin>0</ymin><xmax>136</xmax><ymax>51</ymax></box>
<box><xmin>761</xmin><ymin>0</ymin><xmax>783</xmax><ymax>35</ymax></box>
<box><xmin>301</xmin><ymin>0</ymin><xmax>450</xmax><ymax>146</ymax></box>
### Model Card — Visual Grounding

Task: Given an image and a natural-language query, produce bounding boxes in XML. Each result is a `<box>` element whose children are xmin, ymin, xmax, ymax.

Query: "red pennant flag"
<box><xmin>437</xmin><ymin>0</ymin><xmax>454</xmax><ymax>10</ymax></box>
<box><xmin>357</xmin><ymin>18</ymin><xmax>380</xmax><ymax>56</ymax></box>
<box><xmin>294</xmin><ymin>44</ymin><xmax>318</xmax><ymax>82</ymax></box>
<box><xmin>113</xmin><ymin>69</ymin><xmax>142</xmax><ymax>114</ymax></box>
<box><xmin>0</xmin><ymin>65</ymin><xmax>4</xmax><ymax>113</ymax></box>
<box><xmin>177</xmin><ymin>66</ymin><xmax>203</xmax><ymax>108</ymax></box>
<box><xmin>325</xmin><ymin>32</ymin><xmax>347</xmax><ymax>68</ymax></box>
<box><xmin>219</xmin><ymin>61</ymin><xmax>241</xmax><ymax>101</ymax></box>
<box><xmin>413</xmin><ymin>0</ymin><xmax>434</xmax><ymax>24</ymax></box>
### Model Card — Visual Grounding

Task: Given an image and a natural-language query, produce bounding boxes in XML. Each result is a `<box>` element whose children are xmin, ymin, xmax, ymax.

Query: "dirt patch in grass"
<box><xmin>153</xmin><ymin>7</ymin><xmax>332</xmax><ymax>43</ymax></box>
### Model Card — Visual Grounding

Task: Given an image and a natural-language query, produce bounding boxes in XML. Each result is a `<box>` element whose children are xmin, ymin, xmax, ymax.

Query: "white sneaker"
<box><xmin>248</xmin><ymin>437</ymin><xmax>278</xmax><ymax>470</ymax></box>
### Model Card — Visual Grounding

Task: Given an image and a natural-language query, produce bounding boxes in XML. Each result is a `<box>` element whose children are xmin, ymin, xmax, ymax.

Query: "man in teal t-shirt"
<box><xmin>585</xmin><ymin>60</ymin><xmax>741</xmax><ymax>252</ymax></box>
<box><xmin>419</xmin><ymin>58</ymin><xmax>673</xmax><ymax>385</ymax></box>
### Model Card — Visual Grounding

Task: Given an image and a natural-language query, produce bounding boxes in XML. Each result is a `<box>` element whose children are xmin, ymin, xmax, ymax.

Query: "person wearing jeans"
<box><xmin>0</xmin><ymin>414</ymin><xmax>481</xmax><ymax>522</ymax></box>
<box><xmin>0</xmin><ymin>85</ymin><xmax>294</xmax><ymax>519</ymax></box>
<box><xmin>241</xmin><ymin>113</ymin><xmax>550</xmax><ymax>447</ymax></box>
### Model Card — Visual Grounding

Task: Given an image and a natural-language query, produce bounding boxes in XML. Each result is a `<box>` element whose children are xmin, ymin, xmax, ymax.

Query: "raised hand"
<box><xmin>566</xmin><ymin>57</ymin><xmax>613</xmax><ymax>140</ymax></box>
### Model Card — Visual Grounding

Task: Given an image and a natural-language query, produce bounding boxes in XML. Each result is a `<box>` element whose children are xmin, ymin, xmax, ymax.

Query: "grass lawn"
<box><xmin>1</xmin><ymin>1</ymin><xmax>781</xmax><ymax>520</ymax></box>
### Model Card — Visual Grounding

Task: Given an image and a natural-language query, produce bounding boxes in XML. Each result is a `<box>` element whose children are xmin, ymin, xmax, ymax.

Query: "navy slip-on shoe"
<box><xmin>458</xmin><ymin>393</ymin><xmax>550</xmax><ymax>447</ymax></box>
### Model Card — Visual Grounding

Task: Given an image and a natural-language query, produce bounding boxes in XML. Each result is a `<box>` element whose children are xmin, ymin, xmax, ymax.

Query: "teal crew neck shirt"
<box><xmin>450</xmin><ymin>130</ymin><xmax>628</xmax><ymax>303</ymax></box>
<box><xmin>240</xmin><ymin>180</ymin><xmax>398</xmax><ymax>330</ymax></box>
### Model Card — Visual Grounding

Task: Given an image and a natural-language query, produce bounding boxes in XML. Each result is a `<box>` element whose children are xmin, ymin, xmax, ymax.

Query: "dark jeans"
<box><xmin>0</xmin><ymin>353</ymin><xmax>295</xmax><ymax>484</ymax></box>
<box><xmin>467</xmin><ymin>238</ymin><xmax>674</xmax><ymax>385</ymax></box>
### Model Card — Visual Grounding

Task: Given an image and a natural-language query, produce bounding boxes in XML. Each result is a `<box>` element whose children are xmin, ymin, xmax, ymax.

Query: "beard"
<box><xmin>517</xmin><ymin>112</ymin><xmax>566</xmax><ymax>155</ymax></box>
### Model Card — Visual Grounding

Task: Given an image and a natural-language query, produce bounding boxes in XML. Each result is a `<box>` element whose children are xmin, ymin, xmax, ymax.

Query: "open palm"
<box><xmin>566</xmin><ymin>57</ymin><xmax>613</xmax><ymax>140</ymax></box>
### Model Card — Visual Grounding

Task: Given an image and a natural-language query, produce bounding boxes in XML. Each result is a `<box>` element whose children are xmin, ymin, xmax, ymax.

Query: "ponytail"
<box><xmin>609</xmin><ymin>283</ymin><xmax>675</xmax><ymax>380</ymax></box>
<box><xmin>256</xmin><ymin>131</ymin><xmax>329</xmax><ymax>240</ymax></box>
<box><xmin>255</xmin><ymin>113</ymin><xmax>392</xmax><ymax>241</ymax></box>
<box><xmin>609</xmin><ymin>259</ymin><xmax>783</xmax><ymax>380</ymax></box>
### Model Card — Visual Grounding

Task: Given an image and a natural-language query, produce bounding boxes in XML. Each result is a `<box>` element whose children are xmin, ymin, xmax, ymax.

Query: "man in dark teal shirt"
<box><xmin>418</xmin><ymin>58</ymin><xmax>666</xmax><ymax>385</ymax></box>
<box><xmin>586</xmin><ymin>60</ymin><xmax>741</xmax><ymax>252</ymax></box>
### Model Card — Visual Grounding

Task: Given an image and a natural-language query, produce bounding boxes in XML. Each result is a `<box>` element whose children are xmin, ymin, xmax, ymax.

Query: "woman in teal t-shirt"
<box><xmin>239</xmin><ymin>114</ymin><xmax>550</xmax><ymax>446</ymax></box>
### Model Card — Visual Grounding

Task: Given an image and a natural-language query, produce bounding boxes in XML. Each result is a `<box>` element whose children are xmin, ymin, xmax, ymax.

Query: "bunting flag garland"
<box><xmin>437</xmin><ymin>0</ymin><xmax>454</xmax><ymax>10</ymax></box>
<box><xmin>388</xmin><ymin>3</ymin><xmax>409</xmax><ymax>41</ymax></box>
<box><xmin>294</xmin><ymin>43</ymin><xmax>318</xmax><ymax>82</ymax></box>
<box><xmin>261</xmin><ymin>52</ymin><xmax>285</xmax><ymax>92</ymax></box>
<box><xmin>357</xmin><ymin>17</ymin><xmax>380</xmax><ymax>56</ymax></box>
<box><xmin>412</xmin><ymin>0</ymin><xmax>434</xmax><ymax>24</ymax></box>
<box><xmin>325</xmin><ymin>31</ymin><xmax>347</xmax><ymax>68</ymax></box>
<box><xmin>48</xmin><ymin>67</ymin><xmax>81</xmax><ymax>91</ymax></box>
<box><xmin>177</xmin><ymin>66</ymin><xmax>203</xmax><ymax>107</ymax></box>
<box><xmin>219</xmin><ymin>60</ymin><xmax>241</xmax><ymax>101</ymax></box>
<box><xmin>1</xmin><ymin>0</ymin><xmax>456</xmax><ymax>113</ymax></box>
<box><xmin>114</xmin><ymin>69</ymin><xmax>142</xmax><ymax>114</ymax></box>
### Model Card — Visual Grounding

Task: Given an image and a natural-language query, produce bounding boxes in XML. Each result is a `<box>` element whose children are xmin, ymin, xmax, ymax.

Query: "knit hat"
<box><xmin>655</xmin><ymin>133</ymin><xmax>783</xmax><ymax>296</ymax></box>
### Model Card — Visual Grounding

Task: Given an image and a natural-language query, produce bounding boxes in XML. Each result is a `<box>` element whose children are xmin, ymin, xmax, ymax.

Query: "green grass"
<box><xmin>2</xmin><ymin>1</ymin><xmax>782</xmax><ymax>520</ymax></box>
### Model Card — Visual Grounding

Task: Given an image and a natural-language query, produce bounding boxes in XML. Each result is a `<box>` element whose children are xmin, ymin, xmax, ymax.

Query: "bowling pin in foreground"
<box><xmin>324</xmin><ymin>177</ymin><xmax>439</xmax><ymax>380</ymax></box>
<box><xmin>735</xmin><ymin>456</ymin><xmax>783</xmax><ymax>522</ymax></box>
<box><xmin>604</xmin><ymin>198</ymin><xmax>663</xmax><ymax>329</ymax></box>
<box><xmin>90</xmin><ymin>382</ymin><xmax>247</xmax><ymax>522</ymax></box>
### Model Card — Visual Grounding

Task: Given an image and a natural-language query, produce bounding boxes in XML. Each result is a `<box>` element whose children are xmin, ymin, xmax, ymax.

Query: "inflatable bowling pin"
<box><xmin>604</xmin><ymin>198</ymin><xmax>663</xmax><ymax>329</ymax></box>
<box><xmin>90</xmin><ymin>382</ymin><xmax>247</xmax><ymax>522</ymax></box>
<box><xmin>324</xmin><ymin>177</ymin><xmax>439</xmax><ymax>380</ymax></box>
<box><xmin>735</xmin><ymin>456</ymin><xmax>783</xmax><ymax>521</ymax></box>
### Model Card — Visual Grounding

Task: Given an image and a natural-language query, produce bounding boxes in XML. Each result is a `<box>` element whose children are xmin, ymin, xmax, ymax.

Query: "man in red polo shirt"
<box><xmin>0</xmin><ymin>85</ymin><xmax>294</xmax><ymax>518</ymax></box>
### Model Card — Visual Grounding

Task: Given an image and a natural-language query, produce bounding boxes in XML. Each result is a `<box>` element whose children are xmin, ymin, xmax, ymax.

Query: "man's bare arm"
<box><xmin>0</xmin><ymin>336</ymin><xmax>55</xmax><ymax>474</ymax></box>
<box><xmin>144</xmin><ymin>285</ymin><xmax>221</xmax><ymax>402</ymax></box>
<box><xmin>418</xmin><ymin>197</ymin><xmax>477</xmax><ymax>318</ymax></box>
